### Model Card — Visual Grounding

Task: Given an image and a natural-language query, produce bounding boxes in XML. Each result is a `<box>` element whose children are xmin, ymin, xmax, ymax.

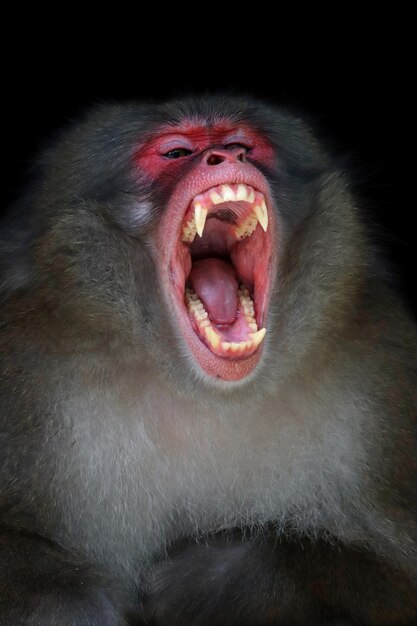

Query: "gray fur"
<box><xmin>0</xmin><ymin>96</ymin><xmax>416</xmax><ymax>623</ymax></box>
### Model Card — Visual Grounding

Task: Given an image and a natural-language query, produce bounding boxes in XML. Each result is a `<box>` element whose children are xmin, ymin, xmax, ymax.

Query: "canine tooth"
<box><xmin>250</xmin><ymin>328</ymin><xmax>266</xmax><ymax>347</ymax></box>
<box><xmin>212</xmin><ymin>332</ymin><xmax>220</xmax><ymax>349</ymax></box>
<box><xmin>194</xmin><ymin>203</ymin><xmax>207</xmax><ymax>237</ymax></box>
<box><xmin>247</xmin><ymin>189</ymin><xmax>255</xmax><ymax>203</ymax></box>
<box><xmin>220</xmin><ymin>185</ymin><xmax>235</xmax><ymax>201</ymax></box>
<box><xmin>210</xmin><ymin>191</ymin><xmax>223</xmax><ymax>204</ymax></box>
<box><xmin>236</xmin><ymin>185</ymin><xmax>249</xmax><ymax>201</ymax></box>
<box><xmin>205</xmin><ymin>327</ymin><xmax>220</xmax><ymax>349</ymax></box>
<box><xmin>254</xmin><ymin>201</ymin><xmax>268</xmax><ymax>232</ymax></box>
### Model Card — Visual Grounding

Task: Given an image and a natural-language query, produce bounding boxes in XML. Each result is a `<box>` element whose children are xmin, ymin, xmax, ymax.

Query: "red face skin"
<box><xmin>136</xmin><ymin>121</ymin><xmax>277</xmax><ymax>382</ymax></box>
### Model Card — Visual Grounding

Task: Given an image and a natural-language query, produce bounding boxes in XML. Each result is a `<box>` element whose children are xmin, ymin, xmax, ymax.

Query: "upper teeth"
<box><xmin>254</xmin><ymin>201</ymin><xmax>268</xmax><ymax>232</ymax></box>
<box><xmin>194</xmin><ymin>203</ymin><xmax>208</xmax><ymax>237</ymax></box>
<box><xmin>219</xmin><ymin>185</ymin><xmax>235</xmax><ymax>202</ymax></box>
<box><xmin>181</xmin><ymin>184</ymin><xmax>268</xmax><ymax>243</ymax></box>
<box><xmin>210</xmin><ymin>190</ymin><xmax>223</xmax><ymax>204</ymax></box>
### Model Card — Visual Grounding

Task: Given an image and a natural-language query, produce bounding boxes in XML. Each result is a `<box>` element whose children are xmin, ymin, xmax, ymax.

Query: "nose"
<box><xmin>202</xmin><ymin>146</ymin><xmax>247</xmax><ymax>166</ymax></box>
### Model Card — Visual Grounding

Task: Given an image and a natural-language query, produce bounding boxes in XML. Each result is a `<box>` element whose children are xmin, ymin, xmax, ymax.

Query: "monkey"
<box><xmin>0</xmin><ymin>95</ymin><xmax>416</xmax><ymax>626</ymax></box>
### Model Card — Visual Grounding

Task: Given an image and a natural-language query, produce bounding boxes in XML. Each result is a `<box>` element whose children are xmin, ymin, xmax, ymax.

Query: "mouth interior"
<box><xmin>175</xmin><ymin>184</ymin><xmax>271</xmax><ymax>359</ymax></box>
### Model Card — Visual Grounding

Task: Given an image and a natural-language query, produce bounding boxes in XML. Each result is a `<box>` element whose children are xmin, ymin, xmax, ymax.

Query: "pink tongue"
<box><xmin>189</xmin><ymin>258</ymin><xmax>238</xmax><ymax>325</ymax></box>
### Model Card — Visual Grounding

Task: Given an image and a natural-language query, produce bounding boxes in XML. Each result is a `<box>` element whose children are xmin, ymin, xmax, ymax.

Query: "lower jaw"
<box><xmin>184</xmin><ymin>328</ymin><xmax>263</xmax><ymax>382</ymax></box>
<box><xmin>185</xmin><ymin>286</ymin><xmax>265</xmax><ymax>357</ymax></box>
<box><xmin>172</xmin><ymin>297</ymin><xmax>266</xmax><ymax>383</ymax></box>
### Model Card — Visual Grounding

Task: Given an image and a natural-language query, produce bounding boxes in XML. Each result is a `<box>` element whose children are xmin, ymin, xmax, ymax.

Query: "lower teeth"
<box><xmin>184</xmin><ymin>286</ymin><xmax>265</xmax><ymax>355</ymax></box>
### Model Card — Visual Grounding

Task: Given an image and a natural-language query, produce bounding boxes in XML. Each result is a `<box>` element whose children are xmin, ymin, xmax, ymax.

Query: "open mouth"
<box><xmin>164</xmin><ymin>180</ymin><xmax>273</xmax><ymax>381</ymax></box>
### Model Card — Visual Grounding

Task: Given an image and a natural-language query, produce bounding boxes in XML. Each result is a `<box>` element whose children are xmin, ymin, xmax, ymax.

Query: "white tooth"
<box><xmin>236</xmin><ymin>214</ymin><xmax>257</xmax><ymax>240</ymax></box>
<box><xmin>198</xmin><ymin>319</ymin><xmax>210</xmax><ymax>328</ymax></box>
<box><xmin>210</xmin><ymin>191</ymin><xmax>223</xmax><ymax>204</ymax></box>
<box><xmin>220</xmin><ymin>185</ymin><xmax>235</xmax><ymax>201</ymax></box>
<box><xmin>250</xmin><ymin>328</ymin><xmax>266</xmax><ymax>347</ymax></box>
<box><xmin>194</xmin><ymin>203</ymin><xmax>208</xmax><ymax>237</ymax></box>
<box><xmin>205</xmin><ymin>327</ymin><xmax>220</xmax><ymax>349</ymax></box>
<box><xmin>236</xmin><ymin>185</ymin><xmax>249</xmax><ymax>201</ymax></box>
<box><xmin>247</xmin><ymin>189</ymin><xmax>255</xmax><ymax>203</ymax></box>
<box><xmin>254</xmin><ymin>201</ymin><xmax>268</xmax><ymax>232</ymax></box>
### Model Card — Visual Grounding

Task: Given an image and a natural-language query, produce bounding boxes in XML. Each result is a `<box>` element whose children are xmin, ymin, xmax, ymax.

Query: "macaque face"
<box><xmin>136</xmin><ymin>121</ymin><xmax>277</xmax><ymax>382</ymax></box>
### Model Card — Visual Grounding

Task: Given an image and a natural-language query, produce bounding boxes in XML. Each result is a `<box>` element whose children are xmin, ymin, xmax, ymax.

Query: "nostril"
<box><xmin>203</xmin><ymin>147</ymin><xmax>247</xmax><ymax>166</ymax></box>
<box><xmin>207</xmin><ymin>154</ymin><xmax>225</xmax><ymax>166</ymax></box>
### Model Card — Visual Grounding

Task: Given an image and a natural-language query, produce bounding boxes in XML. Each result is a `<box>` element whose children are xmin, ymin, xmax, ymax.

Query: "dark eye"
<box><xmin>163</xmin><ymin>148</ymin><xmax>193</xmax><ymax>159</ymax></box>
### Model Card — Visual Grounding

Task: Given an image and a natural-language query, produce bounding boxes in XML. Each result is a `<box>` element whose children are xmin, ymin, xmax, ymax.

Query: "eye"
<box><xmin>163</xmin><ymin>148</ymin><xmax>193</xmax><ymax>159</ymax></box>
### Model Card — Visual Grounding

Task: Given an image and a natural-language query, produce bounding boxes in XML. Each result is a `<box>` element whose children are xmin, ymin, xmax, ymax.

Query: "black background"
<box><xmin>2</xmin><ymin>35</ymin><xmax>415</xmax><ymax>316</ymax></box>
